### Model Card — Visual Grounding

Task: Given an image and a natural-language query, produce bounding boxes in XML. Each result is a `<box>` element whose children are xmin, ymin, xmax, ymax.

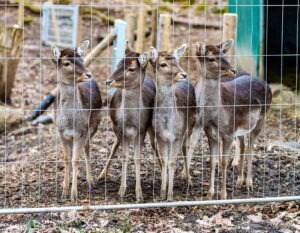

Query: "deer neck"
<box><xmin>155</xmin><ymin>75</ymin><xmax>176</xmax><ymax>109</ymax></box>
<box><xmin>58</xmin><ymin>81</ymin><xmax>82</xmax><ymax>108</ymax></box>
<box><xmin>120</xmin><ymin>85</ymin><xmax>143</xmax><ymax>110</ymax></box>
<box><xmin>198</xmin><ymin>71</ymin><xmax>222</xmax><ymax>107</ymax></box>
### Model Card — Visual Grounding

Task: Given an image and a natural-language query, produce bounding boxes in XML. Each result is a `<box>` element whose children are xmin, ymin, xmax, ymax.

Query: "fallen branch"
<box><xmin>171</xmin><ymin>16</ymin><xmax>221</xmax><ymax>29</ymax></box>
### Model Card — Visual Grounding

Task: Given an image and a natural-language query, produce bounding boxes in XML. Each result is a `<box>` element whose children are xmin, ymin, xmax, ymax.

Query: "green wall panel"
<box><xmin>228</xmin><ymin>0</ymin><xmax>263</xmax><ymax>77</ymax></box>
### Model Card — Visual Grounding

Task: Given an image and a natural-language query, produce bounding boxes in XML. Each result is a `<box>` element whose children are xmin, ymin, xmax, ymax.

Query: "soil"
<box><xmin>0</xmin><ymin>1</ymin><xmax>300</xmax><ymax>232</ymax></box>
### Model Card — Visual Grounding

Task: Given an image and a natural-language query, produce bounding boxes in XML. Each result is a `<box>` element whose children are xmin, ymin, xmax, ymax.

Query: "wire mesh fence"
<box><xmin>0</xmin><ymin>0</ymin><xmax>299</xmax><ymax>214</ymax></box>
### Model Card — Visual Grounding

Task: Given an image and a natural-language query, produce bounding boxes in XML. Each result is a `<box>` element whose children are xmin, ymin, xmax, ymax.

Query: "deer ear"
<box><xmin>77</xmin><ymin>40</ymin><xmax>89</xmax><ymax>56</ymax></box>
<box><xmin>138</xmin><ymin>52</ymin><xmax>148</xmax><ymax>68</ymax></box>
<box><xmin>50</xmin><ymin>44</ymin><xmax>61</xmax><ymax>62</ymax></box>
<box><xmin>149</xmin><ymin>46</ymin><xmax>158</xmax><ymax>63</ymax></box>
<box><xmin>196</xmin><ymin>42</ymin><xmax>206</xmax><ymax>57</ymax></box>
<box><xmin>173</xmin><ymin>43</ymin><xmax>187</xmax><ymax>60</ymax></box>
<box><xmin>125</xmin><ymin>40</ymin><xmax>133</xmax><ymax>55</ymax></box>
<box><xmin>218</xmin><ymin>39</ymin><xmax>234</xmax><ymax>54</ymax></box>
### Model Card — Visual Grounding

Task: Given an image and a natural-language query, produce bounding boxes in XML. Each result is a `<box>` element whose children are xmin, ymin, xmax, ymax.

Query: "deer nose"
<box><xmin>230</xmin><ymin>68</ymin><xmax>237</xmax><ymax>74</ymax></box>
<box><xmin>180</xmin><ymin>72</ymin><xmax>188</xmax><ymax>79</ymax></box>
<box><xmin>105</xmin><ymin>80</ymin><xmax>112</xmax><ymax>86</ymax></box>
<box><xmin>85</xmin><ymin>72</ymin><xmax>92</xmax><ymax>79</ymax></box>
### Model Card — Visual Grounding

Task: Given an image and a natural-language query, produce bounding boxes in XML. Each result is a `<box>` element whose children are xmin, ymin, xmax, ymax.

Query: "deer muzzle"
<box><xmin>105</xmin><ymin>79</ymin><xmax>121</xmax><ymax>87</ymax></box>
<box><xmin>78</xmin><ymin>72</ymin><xmax>92</xmax><ymax>82</ymax></box>
<box><xmin>174</xmin><ymin>72</ymin><xmax>188</xmax><ymax>82</ymax></box>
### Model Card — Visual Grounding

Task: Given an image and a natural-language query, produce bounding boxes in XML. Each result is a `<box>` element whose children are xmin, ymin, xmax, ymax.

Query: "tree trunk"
<box><xmin>0</xmin><ymin>25</ymin><xmax>23</xmax><ymax>104</ymax></box>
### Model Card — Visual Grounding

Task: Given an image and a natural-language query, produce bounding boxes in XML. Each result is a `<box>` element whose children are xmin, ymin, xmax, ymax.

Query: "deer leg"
<box><xmin>167</xmin><ymin>139</ymin><xmax>182</xmax><ymax>201</ymax></box>
<box><xmin>232</xmin><ymin>137</ymin><xmax>241</xmax><ymax>167</ymax></box>
<box><xmin>207</xmin><ymin>135</ymin><xmax>219</xmax><ymax>200</ymax></box>
<box><xmin>98</xmin><ymin>138</ymin><xmax>120</xmax><ymax>180</ymax></box>
<box><xmin>83</xmin><ymin>143</ymin><xmax>93</xmax><ymax>194</ymax></box>
<box><xmin>118</xmin><ymin>139</ymin><xmax>130</xmax><ymax>200</ymax></box>
<box><xmin>181</xmin><ymin>125</ymin><xmax>201</xmax><ymax>184</ymax></box>
<box><xmin>133</xmin><ymin>135</ymin><xmax>145</xmax><ymax>203</ymax></box>
<box><xmin>220</xmin><ymin>139</ymin><xmax>233</xmax><ymax>199</ymax></box>
<box><xmin>71</xmin><ymin>139</ymin><xmax>85</xmax><ymax>202</ymax></box>
<box><xmin>236</xmin><ymin>136</ymin><xmax>245</xmax><ymax>186</ymax></box>
<box><xmin>157</xmin><ymin>139</ymin><xmax>168</xmax><ymax>200</ymax></box>
<box><xmin>148</xmin><ymin>128</ymin><xmax>162</xmax><ymax>170</ymax></box>
<box><xmin>246</xmin><ymin>135</ymin><xmax>255</xmax><ymax>191</ymax></box>
<box><xmin>61</xmin><ymin>138</ymin><xmax>72</xmax><ymax>199</ymax></box>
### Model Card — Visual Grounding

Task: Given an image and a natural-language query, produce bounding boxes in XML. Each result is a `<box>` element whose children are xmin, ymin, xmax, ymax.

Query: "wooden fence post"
<box><xmin>222</xmin><ymin>13</ymin><xmax>237</xmax><ymax>65</ymax></box>
<box><xmin>157</xmin><ymin>14</ymin><xmax>171</xmax><ymax>51</ymax></box>
<box><xmin>125</xmin><ymin>12</ymin><xmax>136</xmax><ymax>48</ymax></box>
<box><xmin>150</xmin><ymin>8</ymin><xmax>158</xmax><ymax>47</ymax></box>
<box><xmin>135</xmin><ymin>7</ymin><xmax>146</xmax><ymax>53</ymax></box>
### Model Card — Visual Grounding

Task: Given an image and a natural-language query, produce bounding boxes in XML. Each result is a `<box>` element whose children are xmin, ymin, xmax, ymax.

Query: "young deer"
<box><xmin>51</xmin><ymin>41</ymin><xmax>102</xmax><ymax>202</ymax></box>
<box><xmin>98</xmin><ymin>42</ymin><xmax>157</xmax><ymax>202</ymax></box>
<box><xmin>193</xmin><ymin>40</ymin><xmax>272</xmax><ymax>199</ymax></box>
<box><xmin>149</xmin><ymin>45</ymin><xmax>196</xmax><ymax>201</ymax></box>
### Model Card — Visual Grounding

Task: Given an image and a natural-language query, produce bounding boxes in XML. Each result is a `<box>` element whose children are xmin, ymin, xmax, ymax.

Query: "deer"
<box><xmin>98</xmin><ymin>42</ymin><xmax>158</xmax><ymax>202</ymax></box>
<box><xmin>148</xmin><ymin>44</ymin><xmax>196</xmax><ymax>201</ymax></box>
<box><xmin>191</xmin><ymin>39</ymin><xmax>272</xmax><ymax>200</ymax></box>
<box><xmin>51</xmin><ymin>40</ymin><xmax>102</xmax><ymax>202</ymax></box>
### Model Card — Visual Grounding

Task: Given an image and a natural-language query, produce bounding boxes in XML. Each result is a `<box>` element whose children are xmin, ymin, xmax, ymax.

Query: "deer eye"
<box><xmin>160</xmin><ymin>63</ymin><xmax>167</xmax><ymax>68</ymax></box>
<box><xmin>128</xmin><ymin>68</ymin><xmax>135</xmax><ymax>72</ymax></box>
<box><xmin>63</xmin><ymin>61</ymin><xmax>71</xmax><ymax>67</ymax></box>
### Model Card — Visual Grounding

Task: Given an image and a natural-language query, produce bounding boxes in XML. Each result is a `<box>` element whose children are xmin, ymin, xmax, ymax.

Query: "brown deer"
<box><xmin>98</xmin><ymin>42</ymin><xmax>157</xmax><ymax>202</ymax></box>
<box><xmin>51</xmin><ymin>40</ymin><xmax>102</xmax><ymax>202</ymax></box>
<box><xmin>193</xmin><ymin>39</ymin><xmax>272</xmax><ymax>199</ymax></box>
<box><xmin>148</xmin><ymin>44</ymin><xmax>196</xmax><ymax>201</ymax></box>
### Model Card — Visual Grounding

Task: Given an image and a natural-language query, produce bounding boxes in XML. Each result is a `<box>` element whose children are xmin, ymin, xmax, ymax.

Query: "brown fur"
<box><xmin>52</xmin><ymin>46</ymin><xmax>102</xmax><ymax>202</ymax></box>
<box><xmin>99</xmin><ymin>46</ymin><xmax>157</xmax><ymax>202</ymax></box>
<box><xmin>149</xmin><ymin>46</ymin><xmax>196</xmax><ymax>200</ymax></box>
<box><xmin>194</xmin><ymin>41</ymin><xmax>272</xmax><ymax>200</ymax></box>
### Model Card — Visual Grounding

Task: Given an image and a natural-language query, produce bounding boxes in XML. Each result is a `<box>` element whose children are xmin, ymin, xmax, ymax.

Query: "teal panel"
<box><xmin>228</xmin><ymin>0</ymin><xmax>263</xmax><ymax>77</ymax></box>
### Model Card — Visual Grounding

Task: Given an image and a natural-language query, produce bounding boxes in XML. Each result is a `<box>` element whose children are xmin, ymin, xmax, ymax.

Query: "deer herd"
<box><xmin>50</xmin><ymin>38</ymin><xmax>272</xmax><ymax>203</ymax></box>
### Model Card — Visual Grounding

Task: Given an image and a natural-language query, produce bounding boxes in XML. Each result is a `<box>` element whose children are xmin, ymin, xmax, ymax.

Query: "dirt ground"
<box><xmin>1</xmin><ymin>1</ymin><xmax>300</xmax><ymax>232</ymax></box>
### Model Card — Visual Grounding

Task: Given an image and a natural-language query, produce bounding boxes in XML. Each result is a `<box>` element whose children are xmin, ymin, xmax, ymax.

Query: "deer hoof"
<box><xmin>220</xmin><ymin>190</ymin><xmax>227</xmax><ymax>200</ymax></box>
<box><xmin>135</xmin><ymin>187</ymin><xmax>144</xmax><ymax>203</ymax></box>
<box><xmin>246</xmin><ymin>177</ymin><xmax>253</xmax><ymax>191</ymax></box>
<box><xmin>118</xmin><ymin>186</ymin><xmax>127</xmax><ymax>199</ymax></box>
<box><xmin>236</xmin><ymin>175</ymin><xmax>244</xmax><ymax>186</ymax></box>
<box><xmin>207</xmin><ymin>189</ymin><xmax>214</xmax><ymax>200</ymax></box>
<box><xmin>71</xmin><ymin>189</ymin><xmax>78</xmax><ymax>202</ymax></box>
<box><xmin>160</xmin><ymin>189</ymin><xmax>167</xmax><ymax>200</ymax></box>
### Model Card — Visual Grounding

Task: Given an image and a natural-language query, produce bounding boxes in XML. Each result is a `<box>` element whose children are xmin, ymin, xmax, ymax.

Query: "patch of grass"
<box><xmin>144</xmin><ymin>0</ymin><xmax>152</xmax><ymax>5</ymax></box>
<box><xmin>118</xmin><ymin>214</ymin><xmax>131</xmax><ymax>233</ymax></box>
<box><xmin>27</xmin><ymin>218</ymin><xmax>39</xmax><ymax>233</ymax></box>
<box><xmin>194</xmin><ymin>3</ymin><xmax>208</xmax><ymax>14</ymax></box>
<box><xmin>179</xmin><ymin>0</ymin><xmax>196</xmax><ymax>9</ymax></box>
<box><xmin>159</xmin><ymin>5</ymin><xmax>173</xmax><ymax>13</ymax></box>
<box><xmin>212</xmin><ymin>6</ymin><xmax>228</xmax><ymax>14</ymax></box>
<box><xmin>24</xmin><ymin>15</ymin><xmax>33</xmax><ymax>25</ymax></box>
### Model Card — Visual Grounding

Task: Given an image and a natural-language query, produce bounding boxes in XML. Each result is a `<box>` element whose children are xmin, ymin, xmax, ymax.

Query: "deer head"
<box><xmin>105</xmin><ymin>41</ymin><xmax>148</xmax><ymax>89</ymax></box>
<box><xmin>51</xmin><ymin>40</ymin><xmax>92</xmax><ymax>84</ymax></box>
<box><xmin>195</xmin><ymin>39</ymin><xmax>236</xmax><ymax>79</ymax></box>
<box><xmin>149</xmin><ymin>44</ymin><xmax>188</xmax><ymax>85</ymax></box>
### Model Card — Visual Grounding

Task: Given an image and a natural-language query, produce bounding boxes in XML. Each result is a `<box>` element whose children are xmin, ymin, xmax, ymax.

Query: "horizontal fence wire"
<box><xmin>0</xmin><ymin>0</ymin><xmax>299</xmax><ymax>214</ymax></box>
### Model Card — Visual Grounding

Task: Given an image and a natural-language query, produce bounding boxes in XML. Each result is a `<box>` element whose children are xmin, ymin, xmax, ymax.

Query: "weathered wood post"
<box><xmin>135</xmin><ymin>7</ymin><xmax>146</xmax><ymax>53</ymax></box>
<box><xmin>150</xmin><ymin>8</ymin><xmax>158</xmax><ymax>47</ymax></box>
<box><xmin>157</xmin><ymin>14</ymin><xmax>171</xmax><ymax>51</ymax></box>
<box><xmin>222</xmin><ymin>13</ymin><xmax>237</xmax><ymax>65</ymax></box>
<box><xmin>125</xmin><ymin>12</ymin><xmax>136</xmax><ymax>48</ymax></box>
<box><xmin>0</xmin><ymin>26</ymin><xmax>23</xmax><ymax>104</ymax></box>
